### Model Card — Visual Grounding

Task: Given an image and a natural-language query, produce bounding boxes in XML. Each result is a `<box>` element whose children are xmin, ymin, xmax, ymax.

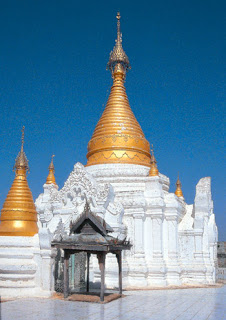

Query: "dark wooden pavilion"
<box><xmin>51</xmin><ymin>203</ymin><xmax>131</xmax><ymax>301</ymax></box>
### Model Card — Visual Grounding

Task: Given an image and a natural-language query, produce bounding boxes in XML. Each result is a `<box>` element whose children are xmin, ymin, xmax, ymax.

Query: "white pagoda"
<box><xmin>0</xmin><ymin>13</ymin><xmax>218</xmax><ymax>298</ymax></box>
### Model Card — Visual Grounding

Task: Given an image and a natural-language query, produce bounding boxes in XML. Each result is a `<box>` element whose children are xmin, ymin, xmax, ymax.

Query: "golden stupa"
<box><xmin>0</xmin><ymin>127</ymin><xmax>38</xmax><ymax>236</ymax></box>
<box><xmin>149</xmin><ymin>145</ymin><xmax>159</xmax><ymax>176</ymax></box>
<box><xmin>87</xmin><ymin>13</ymin><xmax>151</xmax><ymax>166</ymax></box>
<box><xmin>175</xmin><ymin>174</ymin><xmax>184</xmax><ymax>198</ymax></box>
<box><xmin>46</xmin><ymin>155</ymin><xmax>57</xmax><ymax>185</ymax></box>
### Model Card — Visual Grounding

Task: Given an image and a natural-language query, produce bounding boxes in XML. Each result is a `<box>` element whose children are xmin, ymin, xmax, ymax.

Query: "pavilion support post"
<box><xmin>98</xmin><ymin>253</ymin><xmax>106</xmax><ymax>302</ymax></box>
<box><xmin>63</xmin><ymin>250</ymin><xmax>70</xmax><ymax>299</ymax></box>
<box><xmin>86</xmin><ymin>253</ymin><xmax>90</xmax><ymax>293</ymax></box>
<box><xmin>116</xmin><ymin>251</ymin><xmax>122</xmax><ymax>295</ymax></box>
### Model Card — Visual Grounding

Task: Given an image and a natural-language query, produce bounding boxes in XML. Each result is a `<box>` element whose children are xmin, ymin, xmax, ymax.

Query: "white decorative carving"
<box><xmin>36</xmin><ymin>163</ymin><xmax>126</xmax><ymax>240</ymax></box>
<box><xmin>35</xmin><ymin>161</ymin><xmax>218</xmax><ymax>289</ymax></box>
<box><xmin>50</xmin><ymin>163</ymin><xmax>109</xmax><ymax>205</ymax></box>
<box><xmin>53</xmin><ymin>218</ymin><xmax>67</xmax><ymax>241</ymax></box>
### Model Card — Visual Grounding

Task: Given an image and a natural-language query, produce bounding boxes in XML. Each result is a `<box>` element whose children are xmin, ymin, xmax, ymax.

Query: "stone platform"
<box><xmin>1</xmin><ymin>285</ymin><xmax>225</xmax><ymax>320</ymax></box>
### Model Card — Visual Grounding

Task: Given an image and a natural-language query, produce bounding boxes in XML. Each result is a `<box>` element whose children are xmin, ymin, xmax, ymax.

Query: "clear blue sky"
<box><xmin>0</xmin><ymin>0</ymin><xmax>225</xmax><ymax>240</ymax></box>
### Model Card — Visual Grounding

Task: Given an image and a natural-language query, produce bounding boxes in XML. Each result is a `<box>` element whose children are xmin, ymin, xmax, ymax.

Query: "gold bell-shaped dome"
<box><xmin>86</xmin><ymin>13</ymin><xmax>151</xmax><ymax>167</ymax></box>
<box><xmin>0</xmin><ymin>127</ymin><xmax>38</xmax><ymax>236</ymax></box>
<box><xmin>46</xmin><ymin>155</ymin><xmax>57</xmax><ymax>185</ymax></box>
<box><xmin>175</xmin><ymin>174</ymin><xmax>184</xmax><ymax>198</ymax></box>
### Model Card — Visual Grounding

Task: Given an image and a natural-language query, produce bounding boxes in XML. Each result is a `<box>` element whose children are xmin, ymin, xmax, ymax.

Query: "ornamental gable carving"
<box><xmin>50</xmin><ymin>162</ymin><xmax>110</xmax><ymax>206</ymax></box>
<box><xmin>35</xmin><ymin>163</ymin><xmax>125</xmax><ymax>238</ymax></box>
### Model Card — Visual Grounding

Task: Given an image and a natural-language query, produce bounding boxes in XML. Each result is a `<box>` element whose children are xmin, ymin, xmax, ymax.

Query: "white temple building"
<box><xmin>0</xmin><ymin>13</ymin><xmax>218</xmax><ymax>298</ymax></box>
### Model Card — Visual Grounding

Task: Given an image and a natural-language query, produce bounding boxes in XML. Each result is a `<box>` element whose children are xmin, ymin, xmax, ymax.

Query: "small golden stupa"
<box><xmin>175</xmin><ymin>174</ymin><xmax>184</xmax><ymax>198</ymax></box>
<box><xmin>87</xmin><ymin>12</ymin><xmax>151</xmax><ymax>166</ymax></box>
<box><xmin>46</xmin><ymin>155</ymin><xmax>57</xmax><ymax>185</ymax></box>
<box><xmin>149</xmin><ymin>145</ymin><xmax>159</xmax><ymax>176</ymax></box>
<box><xmin>0</xmin><ymin>127</ymin><xmax>38</xmax><ymax>236</ymax></box>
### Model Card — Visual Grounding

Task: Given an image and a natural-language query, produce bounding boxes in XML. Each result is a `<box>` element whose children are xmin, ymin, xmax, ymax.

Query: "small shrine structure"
<box><xmin>51</xmin><ymin>202</ymin><xmax>131</xmax><ymax>301</ymax></box>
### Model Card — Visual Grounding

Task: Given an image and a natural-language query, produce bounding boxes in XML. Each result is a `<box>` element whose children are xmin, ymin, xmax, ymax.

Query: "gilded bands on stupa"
<box><xmin>86</xmin><ymin>13</ymin><xmax>151</xmax><ymax>167</ymax></box>
<box><xmin>0</xmin><ymin>127</ymin><xmax>38</xmax><ymax>236</ymax></box>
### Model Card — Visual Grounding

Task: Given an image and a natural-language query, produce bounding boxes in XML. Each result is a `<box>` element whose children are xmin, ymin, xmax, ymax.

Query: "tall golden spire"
<box><xmin>87</xmin><ymin>13</ymin><xmax>151</xmax><ymax>166</ymax></box>
<box><xmin>0</xmin><ymin>127</ymin><xmax>38</xmax><ymax>236</ymax></box>
<box><xmin>175</xmin><ymin>174</ymin><xmax>184</xmax><ymax>197</ymax></box>
<box><xmin>46</xmin><ymin>155</ymin><xmax>57</xmax><ymax>185</ymax></box>
<box><xmin>149</xmin><ymin>145</ymin><xmax>159</xmax><ymax>176</ymax></box>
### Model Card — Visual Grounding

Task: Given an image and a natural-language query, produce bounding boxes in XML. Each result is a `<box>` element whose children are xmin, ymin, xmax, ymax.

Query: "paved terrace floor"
<box><xmin>1</xmin><ymin>285</ymin><xmax>225</xmax><ymax>320</ymax></box>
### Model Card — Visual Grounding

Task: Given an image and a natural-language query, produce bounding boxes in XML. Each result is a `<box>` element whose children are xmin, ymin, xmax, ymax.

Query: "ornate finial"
<box><xmin>46</xmin><ymin>155</ymin><xmax>57</xmax><ymax>185</ymax></box>
<box><xmin>107</xmin><ymin>12</ymin><xmax>131</xmax><ymax>77</ymax></box>
<box><xmin>175</xmin><ymin>173</ymin><xmax>184</xmax><ymax>197</ymax></box>
<box><xmin>116</xmin><ymin>12</ymin><xmax>121</xmax><ymax>42</ymax></box>
<box><xmin>149</xmin><ymin>144</ymin><xmax>159</xmax><ymax>176</ymax></box>
<box><xmin>21</xmin><ymin>126</ymin><xmax>25</xmax><ymax>151</ymax></box>
<box><xmin>13</xmin><ymin>126</ymin><xmax>29</xmax><ymax>173</ymax></box>
<box><xmin>151</xmin><ymin>144</ymin><xmax>156</xmax><ymax>162</ymax></box>
<box><xmin>49</xmin><ymin>154</ymin><xmax>55</xmax><ymax>171</ymax></box>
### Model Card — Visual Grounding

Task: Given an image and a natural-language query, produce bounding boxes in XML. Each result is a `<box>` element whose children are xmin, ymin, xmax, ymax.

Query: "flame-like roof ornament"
<box><xmin>107</xmin><ymin>12</ymin><xmax>131</xmax><ymax>75</ymax></box>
